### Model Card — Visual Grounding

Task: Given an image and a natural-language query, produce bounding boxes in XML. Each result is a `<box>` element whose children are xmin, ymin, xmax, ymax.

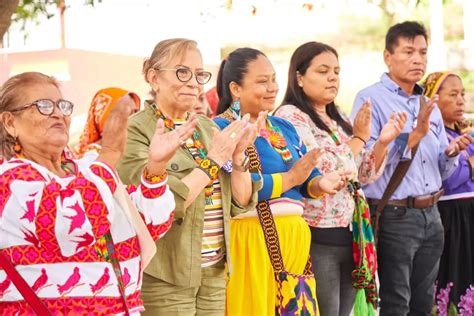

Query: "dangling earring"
<box><xmin>231</xmin><ymin>99</ymin><xmax>241</xmax><ymax>119</ymax></box>
<box><xmin>232</xmin><ymin>99</ymin><xmax>241</xmax><ymax>111</ymax></box>
<box><xmin>13</xmin><ymin>137</ymin><xmax>22</xmax><ymax>155</ymax></box>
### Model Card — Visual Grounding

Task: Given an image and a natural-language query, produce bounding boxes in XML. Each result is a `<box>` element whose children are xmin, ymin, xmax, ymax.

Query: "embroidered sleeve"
<box><xmin>127</xmin><ymin>173</ymin><xmax>175</xmax><ymax>240</ymax></box>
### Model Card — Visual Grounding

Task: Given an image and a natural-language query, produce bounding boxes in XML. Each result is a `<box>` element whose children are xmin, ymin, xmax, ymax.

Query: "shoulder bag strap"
<box><xmin>246</xmin><ymin>145</ymin><xmax>286</xmax><ymax>273</ymax></box>
<box><xmin>220</xmin><ymin>110</ymin><xmax>312</xmax><ymax>273</ymax></box>
<box><xmin>373</xmin><ymin>144</ymin><xmax>419</xmax><ymax>242</ymax></box>
<box><xmin>0</xmin><ymin>251</ymin><xmax>52</xmax><ymax>315</ymax></box>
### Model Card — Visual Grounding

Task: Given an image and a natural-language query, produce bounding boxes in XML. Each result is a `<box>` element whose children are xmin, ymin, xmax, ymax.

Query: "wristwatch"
<box><xmin>233</xmin><ymin>155</ymin><xmax>250</xmax><ymax>172</ymax></box>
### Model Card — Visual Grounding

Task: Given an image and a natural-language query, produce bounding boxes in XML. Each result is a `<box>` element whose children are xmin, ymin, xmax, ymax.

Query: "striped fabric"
<box><xmin>175</xmin><ymin>121</ymin><xmax>225</xmax><ymax>267</ymax></box>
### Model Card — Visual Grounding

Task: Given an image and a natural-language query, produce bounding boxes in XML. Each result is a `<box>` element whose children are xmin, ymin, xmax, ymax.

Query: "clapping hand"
<box><xmin>318</xmin><ymin>170</ymin><xmax>353</xmax><ymax>195</ymax></box>
<box><xmin>288</xmin><ymin>148</ymin><xmax>323</xmax><ymax>186</ymax></box>
<box><xmin>233</xmin><ymin>111</ymin><xmax>267</xmax><ymax>159</ymax></box>
<box><xmin>100</xmin><ymin>94</ymin><xmax>138</xmax><ymax>167</ymax></box>
<box><xmin>445</xmin><ymin>133</ymin><xmax>474</xmax><ymax>157</ymax></box>
<box><xmin>352</xmin><ymin>99</ymin><xmax>372</xmax><ymax>143</ymax></box>
<box><xmin>147</xmin><ymin>115</ymin><xmax>198</xmax><ymax>175</ymax></box>
<box><xmin>207</xmin><ymin>114</ymin><xmax>250</xmax><ymax>166</ymax></box>
<box><xmin>379</xmin><ymin>112</ymin><xmax>408</xmax><ymax>146</ymax></box>
<box><xmin>414</xmin><ymin>96</ymin><xmax>437</xmax><ymax>138</ymax></box>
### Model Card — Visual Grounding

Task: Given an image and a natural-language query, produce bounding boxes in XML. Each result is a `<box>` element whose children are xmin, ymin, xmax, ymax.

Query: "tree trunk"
<box><xmin>0</xmin><ymin>0</ymin><xmax>19</xmax><ymax>47</ymax></box>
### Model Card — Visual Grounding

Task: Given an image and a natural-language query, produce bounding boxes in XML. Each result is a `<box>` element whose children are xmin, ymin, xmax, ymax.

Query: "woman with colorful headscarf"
<box><xmin>423</xmin><ymin>72</ymin><xmax>474</xmax><ymax>312</ymax></box>
<box><xmin>75</xmin><ymin>87</ymin><xmax>141</xmax><ymax>158</ymax></box>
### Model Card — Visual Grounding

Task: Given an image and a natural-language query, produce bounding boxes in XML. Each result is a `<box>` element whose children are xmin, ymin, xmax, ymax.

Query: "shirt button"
<box><xmin>423</xmin><ymin>160</ymin><xmax>426</xmax><ymax>163</ymax></box>
<box><xmin>426</xmin><ymin>183</ymin><xmax>429</xmax><ymax>187</ymax></box>
<box><xmin>171</xmin><ymin>163</ymin><xmax>179</xmax><ymax>171</ymax></box>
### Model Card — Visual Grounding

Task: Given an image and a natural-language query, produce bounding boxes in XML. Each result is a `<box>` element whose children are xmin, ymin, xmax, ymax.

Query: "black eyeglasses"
<box><xmin>10</xmin><ymin>99</ymin><xmax>74</xmax><ymax>117</ymax></box>
<box><xmin>156</xmin><ymin>68</ymin><xmax>212</xmax><ymax>85</ymax></box>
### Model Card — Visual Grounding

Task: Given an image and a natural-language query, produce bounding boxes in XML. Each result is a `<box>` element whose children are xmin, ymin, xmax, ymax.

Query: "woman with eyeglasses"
<box><xmin>0</xmin><ymin>72</ymin><xmax>193</xmax><ymax>314</ymax></box>
<box><xmin>117</xmin><ymin>38</ymin><xmax>261</xmax><ymax>315</ymax></box>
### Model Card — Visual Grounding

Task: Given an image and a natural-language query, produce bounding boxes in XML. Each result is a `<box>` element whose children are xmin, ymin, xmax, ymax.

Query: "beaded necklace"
<box><xmin>228</xmin><ymin>107</ymin><xmax>293</xmax><ymax>164</ymax></box>
<box><xmin>152</xmin><ymin>104</ymin><xmax>207</xmax><ymax>160</ymax></box>
<box><xmin>152</xmin><ymin>104</ymin><xmax>215</xmax><ymax>203</ymax></box>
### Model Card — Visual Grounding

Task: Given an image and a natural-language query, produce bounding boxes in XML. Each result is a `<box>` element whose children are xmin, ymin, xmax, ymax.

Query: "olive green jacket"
<box><xmin>117</xmin><ymin>103</ymin><xmax>261</xmax><ymax>287</ymax></box>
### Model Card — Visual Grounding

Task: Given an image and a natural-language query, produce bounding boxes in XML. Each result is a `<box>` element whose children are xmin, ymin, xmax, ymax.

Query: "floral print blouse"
<box><xmin>275</xmin><ymin>104</ymin><xmax>386</xmax><ymax>228</ymax></box>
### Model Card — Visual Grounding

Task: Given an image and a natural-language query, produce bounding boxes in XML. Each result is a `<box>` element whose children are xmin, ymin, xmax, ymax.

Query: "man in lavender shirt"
<box><xmin>351</xmin><ymin>21</ymin><xmax>472</xmax><ymax>315</ymax></box>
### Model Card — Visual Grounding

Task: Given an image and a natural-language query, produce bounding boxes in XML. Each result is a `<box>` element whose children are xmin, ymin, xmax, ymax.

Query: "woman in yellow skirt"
<box><xmin>214</xmin><ymin>47</ymin><xmax>350</xmax><ymax>315</ymax></box>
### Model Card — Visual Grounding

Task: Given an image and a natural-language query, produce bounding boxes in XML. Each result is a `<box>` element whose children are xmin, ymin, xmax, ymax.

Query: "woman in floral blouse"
<box><xmin>275</xmin><ymin>41</ymin><xmax>407</xmax><ymax>316</ymax></box>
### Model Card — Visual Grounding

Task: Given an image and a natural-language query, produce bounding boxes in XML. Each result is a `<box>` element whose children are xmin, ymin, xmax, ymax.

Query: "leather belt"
<box><xmin>367</xmin><ymin>189</ymin><xmax>444</xmax><ymax>209</ymax></box>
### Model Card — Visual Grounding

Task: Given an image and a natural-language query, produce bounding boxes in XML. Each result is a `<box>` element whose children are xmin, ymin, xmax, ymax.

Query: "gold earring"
<box><xmin>13</xmin><ymin>137</ymin><xmax>22</xmax><ymax>154</ymax></box>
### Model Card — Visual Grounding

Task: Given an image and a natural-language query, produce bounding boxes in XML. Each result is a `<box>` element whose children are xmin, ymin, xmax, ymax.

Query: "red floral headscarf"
<box><xmin>75</xmin><ymin>88</ymin><xmax>140</xmax><ymax>158</ymax></box>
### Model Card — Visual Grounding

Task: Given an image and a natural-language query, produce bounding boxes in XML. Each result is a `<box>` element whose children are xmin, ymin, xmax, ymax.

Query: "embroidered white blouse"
<box><xmin>0</xmin><ymin>157</ymin><xmax>175</xmax><ymax>315</ymax></box>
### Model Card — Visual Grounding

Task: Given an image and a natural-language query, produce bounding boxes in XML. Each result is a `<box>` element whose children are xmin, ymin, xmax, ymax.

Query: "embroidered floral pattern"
<box><xmin>275</xmin><ymin>104</ymin><xmax>385</xmax><ymax>228</ymax></box>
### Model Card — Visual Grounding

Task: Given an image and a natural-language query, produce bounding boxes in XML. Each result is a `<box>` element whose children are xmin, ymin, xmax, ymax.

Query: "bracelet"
<box><xmin>232</xmin><ymin>155</ymin><xmax>250</xmax><ymax>172</ymax></box>
<box><xmin>197</xmin><ymin>157</ymin><xmax>220</xmax><ymax>182</ymax></box>
<box><xmin>307</xmin><ymin>176</ymin><xmax>327</xmax><ymax>199</ymax></box>
<box><xmin>353</xmin><ymin>135</ymin><xmax>367</xmax><ymax>146</ymax></box>
<box><xmin>143</xmin><ymin>167</ymin><xmax>168</xmax><ymax>183</ymax></box>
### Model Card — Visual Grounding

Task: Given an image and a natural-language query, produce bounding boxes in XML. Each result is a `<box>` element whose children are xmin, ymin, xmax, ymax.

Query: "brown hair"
<box><xmin>279</xmin><ymin>41</ymin><xmax>353</xmax><ymax>136</ymax></box>
<box><xmin>0</xmin><ymin>72</ymin><xmax>59</xmax><ymax>160</ymax></box>
<box><xmin>142</xmin><ymin>38</ymin><xmax>198</xmax><ymax>98</ymax></box>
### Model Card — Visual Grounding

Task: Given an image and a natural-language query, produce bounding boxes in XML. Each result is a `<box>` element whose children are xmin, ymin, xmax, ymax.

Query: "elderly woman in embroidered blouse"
<box><xmin>214</xmin><ymin>47</ymin><xmax>352</xmax><ymax>316</ymax></box>
<box><xmin>275</xmin><ymin>42</ymin><xmax>407</xmax><ymax>316</ymax></box>
<box><xmin>117</xmin><ymin>39</ymin><xmax>260</xmax><ymax>315</ymax></box>
<box><xmin>422</xmin><ymin>72</ymin><xmax>474</xmax><ymax>310</ymax></box>
<box><xmin>0</xmin><ymin>72</ymin><xmax>194</xmax><ymax>315</ymax></box>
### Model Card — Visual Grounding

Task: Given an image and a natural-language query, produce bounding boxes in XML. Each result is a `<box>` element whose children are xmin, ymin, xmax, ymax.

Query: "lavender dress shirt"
<box><xmin>350</xmin><ymin>73</ymin><xmax>459</xmax><ymax>200</ymax></box>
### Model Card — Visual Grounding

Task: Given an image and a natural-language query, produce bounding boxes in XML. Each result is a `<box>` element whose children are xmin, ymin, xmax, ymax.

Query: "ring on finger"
<box><xmin>230</xmin><ymin>132</ymin><xmax>237</xmax><ymax>139</ymax></box>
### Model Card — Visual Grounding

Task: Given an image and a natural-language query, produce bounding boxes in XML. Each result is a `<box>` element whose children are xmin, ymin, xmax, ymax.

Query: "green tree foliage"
<box><xmin>0</xmin><ymin>0</ymin><xmax>100</xmax><ymax>45</ymax></box>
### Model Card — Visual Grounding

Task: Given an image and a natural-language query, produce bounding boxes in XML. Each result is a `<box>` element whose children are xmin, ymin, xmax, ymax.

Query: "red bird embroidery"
<box><xmin>32</xmin><ymin>268</ymin><xmax>48</xmax><ymax>294</ymax></box>
<box><xmin>0</xmin><ymin>277</ymin><xmax>12</xmax><ymax>298</ymax></box>
<box><xmin>65</xmin><ymin>201</ymin><xmax>86</xmax><ymax>234</ymax></box>
<box><xmin>90</xmin><ymin>267</ymin><xmax>110</xmax><ymax>294</ymax></box>
<box><xmin>60</xmin><ymin>188</ymin><xmax>75</xmax><ymax>200</ymax></box>
<box><xmin>19</xmin><ymin>200</ymin><xmax>36</xmax><ymax>223</ymax></box>
<box><xmin>123</xmin><ymin>267</ymin><xmax>131</xmax><ymax>287</ymax></box>
<box><xmin>57</xmin><ymin>267</ymin><xmax>81</xmax><ymax>295</ymax></box>
<box><xmin>73</xmin><ymin>232</ymin><xmax>94</xmax><ymax>252</ymax></box>
<box><xmin>21</xmin><ymin>228</ymin><xmax>40</xmax><ymax>247</ymax></box>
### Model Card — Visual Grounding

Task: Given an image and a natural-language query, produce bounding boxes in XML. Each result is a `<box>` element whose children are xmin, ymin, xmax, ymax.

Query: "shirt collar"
<box><xmin>380</xmin><ymin>73</ymin><xmax>423</xmax><ymax>96</ymax></box>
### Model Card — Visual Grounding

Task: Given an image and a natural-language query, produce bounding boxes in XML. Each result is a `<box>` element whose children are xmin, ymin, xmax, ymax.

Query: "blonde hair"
<box><xmin>0</xmin><ymin>72</ymin><xmax>59</xmax><ymax>160</ymax></box>
<box><xmin>142</xmin><ymin>38</ymin><xmax>198</xmax><ymax>97</ymax></box>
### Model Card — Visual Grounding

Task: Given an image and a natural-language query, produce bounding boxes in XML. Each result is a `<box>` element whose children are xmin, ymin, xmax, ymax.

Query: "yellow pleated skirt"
<box><xmin>226</xmin><ymin>215</ymin><xmax>312</xmax><ymax>316</ymax></box>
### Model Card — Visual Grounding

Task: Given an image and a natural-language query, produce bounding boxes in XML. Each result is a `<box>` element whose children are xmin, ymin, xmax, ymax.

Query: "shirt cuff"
<box><xmin>140</xmin><ymin>173</ymin><xmax>169</xmax><ymax>199</ymax></box>
<box><xmin>270</xmin><ymin>173</ymin><xmax>283</xmax><ymax>199</ymax></box>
